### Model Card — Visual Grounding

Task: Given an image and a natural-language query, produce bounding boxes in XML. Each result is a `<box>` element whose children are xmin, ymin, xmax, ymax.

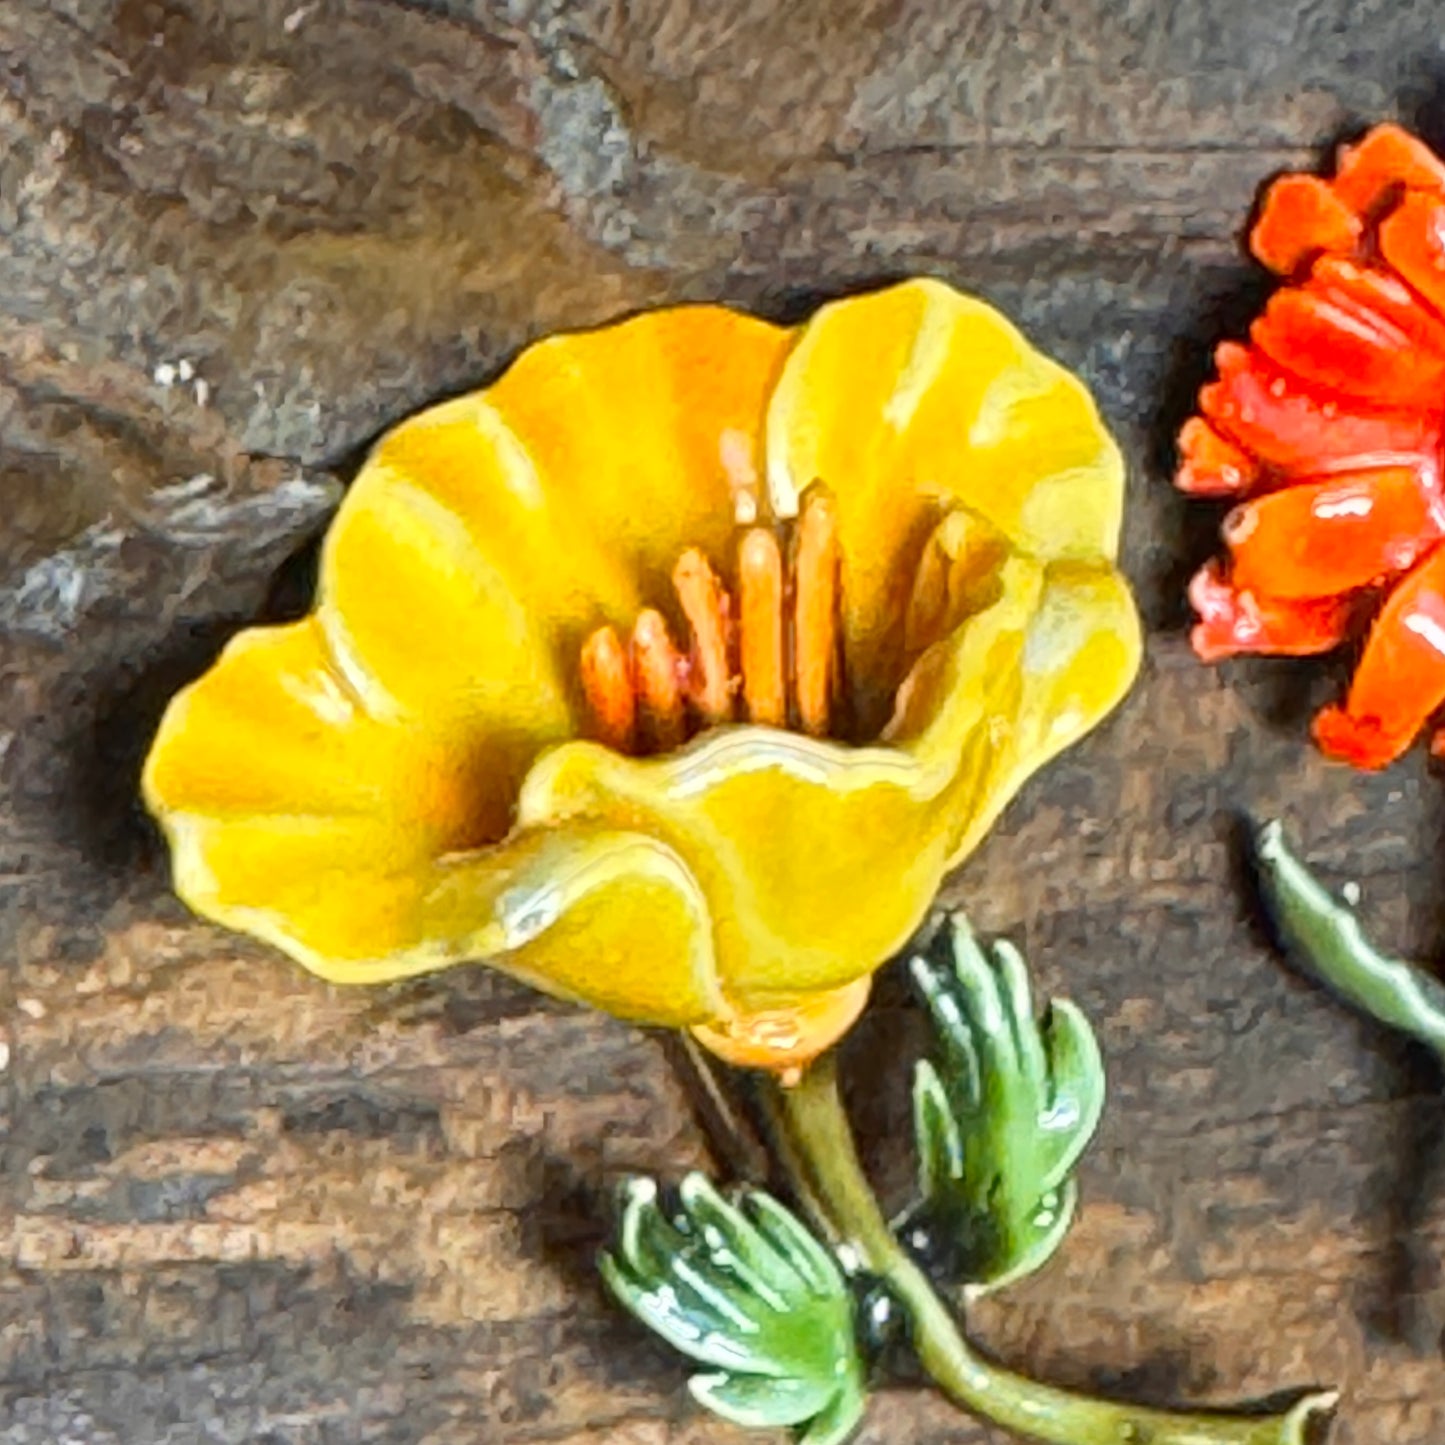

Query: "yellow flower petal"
<box><xmin>888</xmin><ymin>555</ymin><xmax>1142</xmax><ymax>865</ymax></box>
<box><xmin>319</xmin><ymin>421</ymin><xmax>586</xmax><ymax>736</ymax></box>
<box><xmin>144</xmin><ymin>621</ymin><xmax>722</xmax><ymax>1026</ymax></box>
<box><xmin>765</xmin><ymin>277</ymin><xmax>1125</xmax><ymax>732</ymax></box>
<box><xmin>142</xmin><ymin>619</ymin><xmax>495</xmax><ymax>840</ymax></box>
<box><xmin>962</xmin><ymin>560</ymin><xmax>1140</xmax><ymax>861</ymax></box>
<box><xmin>484</xmin><ymin>304</ymin><xmax>795</xmax><ymax>597</ymax></box>
<box><xmin>517</xmin><ymin>728</ymin><xmax>949</xmax><ymax>1008</ymax></box>
<box><xmin>316</xmin><ymin>303</ymin><xmax>795</xmax><ymax>773</ymax></box>
<box><xmin>146</xmin><ymin>308</ymin><xmax>796</xmax><ymax>1025</ymax></box>
<box><xmin>165</xmin><ymin>812</ymin><xmax>722</xmax><ymax>1026</ymax></box>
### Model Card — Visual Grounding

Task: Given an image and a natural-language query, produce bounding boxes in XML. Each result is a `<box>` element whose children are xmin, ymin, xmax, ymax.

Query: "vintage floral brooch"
<box><xmin>143</xmin><ymin>279</ymin><xmax>1334</xmax><ymax>1443</ymax></box>
<box><xmin>1177</xmin><ymin>124</ymin><xmax>1445</xmax><ymax>769</ymax></box>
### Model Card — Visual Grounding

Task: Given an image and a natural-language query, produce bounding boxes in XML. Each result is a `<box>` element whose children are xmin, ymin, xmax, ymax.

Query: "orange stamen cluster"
<box><xmin>579</xmin><ymin>488</ymin><xmax>842</xmax><ymax>752</ymax></box>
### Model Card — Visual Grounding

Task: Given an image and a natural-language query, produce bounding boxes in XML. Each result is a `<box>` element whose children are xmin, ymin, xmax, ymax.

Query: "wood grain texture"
<box><xmin>4</xmin><ymin>1</ymin><xmax>1445</xmax><ymax>1441</ymax></box>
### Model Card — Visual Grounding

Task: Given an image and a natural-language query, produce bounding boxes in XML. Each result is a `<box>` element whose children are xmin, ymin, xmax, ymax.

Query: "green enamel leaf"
<box><xmin>1255</xmin><ymin>818</ymin><xmax>1445</xmax><ymax>1063</ymax></box>
<box><xmin>903</xmin><ymin>914</ymin><xmax>1104</xmax><ymax>1292</ymax></box>
<box><xmin>600</xmin><ymin>1174</ymin><xmax>867</xmax><ymax>1443</ymax></box>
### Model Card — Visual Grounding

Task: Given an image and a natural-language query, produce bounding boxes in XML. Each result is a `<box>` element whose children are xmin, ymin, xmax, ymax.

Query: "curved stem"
<box><xmin>772</xmin><ymin>1055</ymin><xmax>1336</xmax><ymax>1445</ymax></box>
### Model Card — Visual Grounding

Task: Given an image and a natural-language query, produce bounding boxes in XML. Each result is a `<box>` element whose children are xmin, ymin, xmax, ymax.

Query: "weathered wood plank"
<box><xmin>5</xmin><ymin>2</ymin><xmax>1445</xmax><ymax>1442</ymax></box>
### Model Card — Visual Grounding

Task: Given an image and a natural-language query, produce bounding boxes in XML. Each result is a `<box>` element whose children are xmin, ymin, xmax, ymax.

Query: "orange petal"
<box><xmin>1250</xmin><ymin>174</ymin><xmax>1362</xmax><ymax>274</ymax></box>
<box><xmin>631</xmin><ymin>608</ymin><xmax>686</xmax><ymax>751</ymax></box>
<box><xmin>1188</xmin><ymin>561</ymin><xmax>1355</xmax><ymax>661</ymax></box>
<box><xmin>1175</xmin><ymin>417</ymin><xmax>1261</xmax><ymax>497</ymax></box>
<box><xmin>738</xmin><ymin>528</ymin><xmax>786</xmax><ymax>727</ymax></box>
<box><xmin>581</xmin><ymin>625</ymin><xmax>636</xmax><ymax>751</ymax></box>
<box><xmin>1307</xmin><ymin>255</ymin><xmax>1445</xmax><ymax>356</ymax></box>
<box><xmin>1200</xmin><ymin>342</ymin><xmax>1436</xmax><ymax>477</ymax></box>
<box><xmin>1378</xmin><ymin>191</ymin><xmax>1445</xmax><ymax>319</ymax></box>
<box><xmin>1332</xmin><ymin>123</ymin><xmax>1445</xmax><ymax>215</ymax></box>
<box><xmin>674</xmin><ymin>547</ymin><xmax>736</xmax><ymax>726</ymax></box>
<box><xmin>1224</xmin><ymin>468</ymin><xmax>1445</xmax><ymax>600</ymax></box>
<box><xmin>1250</xmin><ymin>287</ymin><xmax>1445</xmax><ymax>410</ymax></box>
<box><xmin>1313</xmin><ymin>544</ymin><xmax>1445</xmax><ymax>769</ymax></box>
<box><xmin>792</xmin><ymin>488</ymin><xmax>840</xmax><ymax>737</ymax></box>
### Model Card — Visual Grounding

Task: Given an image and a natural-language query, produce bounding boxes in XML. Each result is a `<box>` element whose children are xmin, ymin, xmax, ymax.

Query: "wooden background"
<box><xmin>4</xmin><ymin>2</ymin><xmax>1445</xmax><ymax>1441</ymax></box>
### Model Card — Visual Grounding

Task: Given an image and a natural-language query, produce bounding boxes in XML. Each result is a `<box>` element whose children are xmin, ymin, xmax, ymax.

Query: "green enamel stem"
<box><xmin>1255</xmin><ymin>819</ymin><xmax>1445</xmax><ymax>1065</ymax></box>
<box><xmin>774</xmin><ymin>1055</ymin><xmax>1336</xmax><ymax>1445</ymax></box>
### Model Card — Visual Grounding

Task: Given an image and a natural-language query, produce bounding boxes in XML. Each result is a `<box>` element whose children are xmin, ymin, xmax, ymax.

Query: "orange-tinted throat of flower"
<box><xmin>579</xmin><ymin>484</ymin><xmax>843</xmax><ymax>752</ymax></box>
<box><xmin>573</xmin><ymin>482</ymin><xmax>1008</xmax><ymax>1076</ymax></box>
<box><xmin>578</xmin><ymin>483</ymin><xmax>1007</xmax><ymax>757</ymax></box>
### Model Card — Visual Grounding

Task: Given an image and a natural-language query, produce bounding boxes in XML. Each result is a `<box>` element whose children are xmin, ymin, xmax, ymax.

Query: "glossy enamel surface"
<box><xmin>1178</xmin><ymin>125</ymin><xmax>1445</xmax><ymax>768</ymax></box>
<box><xmin>143</xmin><ymin>279</ymin><xmax>1139</xmax><ymax>1048</ymax></box>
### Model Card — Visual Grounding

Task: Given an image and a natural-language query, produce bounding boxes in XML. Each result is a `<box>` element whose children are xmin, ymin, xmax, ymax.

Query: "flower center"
<box><xmin>578</xmin><ymin>485</ymin><xmax>844</xmax><ymax>751</ymax></box>
<box><xmin>578</xmin><ymin>487</ymin><xmax>1008</xmax><ymax>754</ymax></box>
<box><xmin>572</xmin><ymin>488</ymin><xmax>1015</xmax><ymax>1074</ymax></box>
